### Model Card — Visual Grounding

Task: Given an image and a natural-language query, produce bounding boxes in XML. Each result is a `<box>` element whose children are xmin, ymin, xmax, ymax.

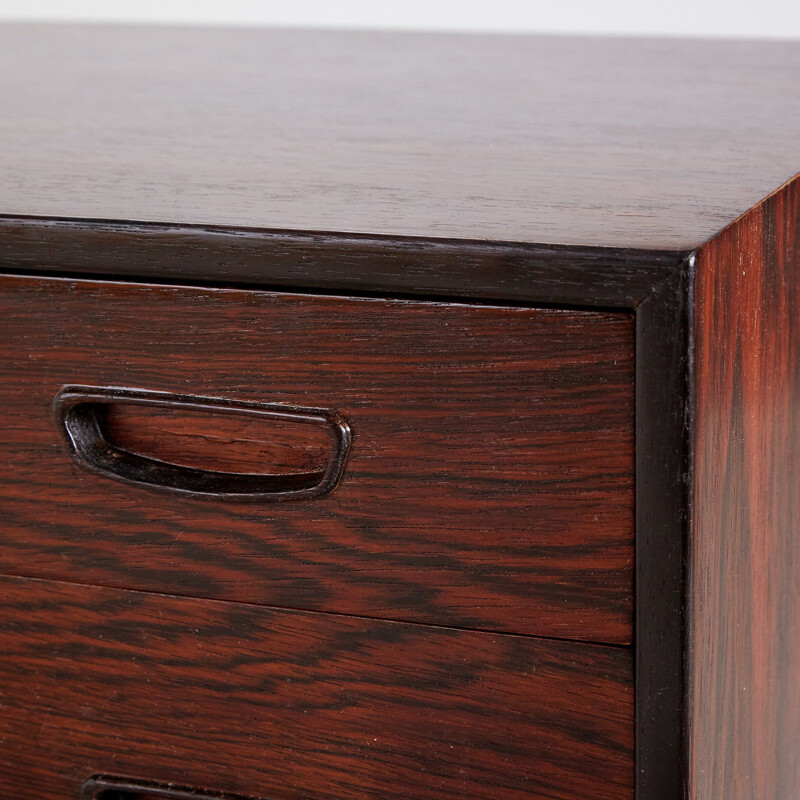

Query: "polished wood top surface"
<box><xmin>1</xmin><ymin>24</ymin><xmax>799</xmax><ymax>250</ymax></box>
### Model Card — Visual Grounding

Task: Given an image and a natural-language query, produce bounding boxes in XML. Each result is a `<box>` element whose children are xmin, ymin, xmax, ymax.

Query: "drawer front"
<box><xmin>0</xmin><ymin>576</ymin><xmax>634</xmax><ymax>800</ymax></box>
<box><xmin>0</xmin><ymin>276</ymin><xmax>634</xmax><ymax>642</ymax></box>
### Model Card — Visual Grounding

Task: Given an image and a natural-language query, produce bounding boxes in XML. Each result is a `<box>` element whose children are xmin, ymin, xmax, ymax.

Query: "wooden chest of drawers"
<box><xmin>0</xmin><ymin>24</ymin><xmax>798</xmax><ymax>800</ymax></box>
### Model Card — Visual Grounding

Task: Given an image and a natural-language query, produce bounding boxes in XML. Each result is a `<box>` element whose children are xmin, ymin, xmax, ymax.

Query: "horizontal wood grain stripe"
<box><xmin>0</xmin><ymin>275</ymin><xmax>634</xmax><ymax>641</ymax></box>
<box><xmin>104</xmin><ymin>402</ymin><xmax>333</xmax><ymax>475</ymax></box>
<box><xmin>0</xmin><ymin>575</ymin><xmax>634</xmax><ymax>800</ymax></box>
<box><xmin>0</xmin><ymin>216</ymin><xmax>683</xmax><ymax>308</ymax></box>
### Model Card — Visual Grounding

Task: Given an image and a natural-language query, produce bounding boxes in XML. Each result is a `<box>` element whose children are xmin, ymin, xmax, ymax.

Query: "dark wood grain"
<box><xmin>0</xmin><ymin>275</ymin><xmax>635</xmax><ymax>642</ymax></box>
<box><xmin>1</xmin><ymin>23</ymin><xmax>799</xmax><ymax>799</ymax></box>
<box><xmin>104</xmin><ymin>403</ymin><xmax>332</xmax><ymax>475</ymax></box>
<box><xmin>0</xmin><ymin>575</ymin><xmax>634</xmax><ymax>800</ymax></box>
<box><xmin>1</xmin><ymin>24</ymin><xmax>799</xmax><ymax>249</ymax></box>
<box><xmin>83</xmin><ymin>776</ymin><xmax>258</xmax><ymax>800</ymax></box>
<box><xmin>54</xmin><ymin>386</ymin><xmax>351</xmax><ymax>502</ymax></box>
<box><xmin>634</xmin><ymin>261</ymin><xmax>691</xmax><ymax>800</ymax></box>
<box><xmin>690</xmin><ymin>177</ymin><xmax>800</xmax><ymax>798</ymax></box>
<box><xmin>0</xmin><ymin>216</ymin><xmax>684</xmax><ymax>310</ymax></box>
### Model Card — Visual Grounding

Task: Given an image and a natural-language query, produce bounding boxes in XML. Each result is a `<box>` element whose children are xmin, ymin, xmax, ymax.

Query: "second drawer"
<box><xmin>0</xmin><ymin>275</ymin><xmax>634</xmax><ymax>642</ymax></box>
<box><xmin>0</xmin><ymin>575</ymin><xmax>634</xmax><ymax>800</ymax></box>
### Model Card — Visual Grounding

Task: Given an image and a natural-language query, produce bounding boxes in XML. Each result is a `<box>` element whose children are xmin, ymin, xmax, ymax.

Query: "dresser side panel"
<box><xmin>690</xmin><ymin>179</ymin><xmax>800</xmax><ymax>798</ymax></box>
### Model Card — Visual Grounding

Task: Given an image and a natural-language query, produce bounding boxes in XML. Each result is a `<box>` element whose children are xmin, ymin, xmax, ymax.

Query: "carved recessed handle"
<box><xmin>83</xmin><ymin>776</ymin><xmax>261</xmax><ymax>800</ymax></box>
<box><xmin>54</xmin><ymin>386</ymin><xmax>351</xmax><ymax>501</ymax></box>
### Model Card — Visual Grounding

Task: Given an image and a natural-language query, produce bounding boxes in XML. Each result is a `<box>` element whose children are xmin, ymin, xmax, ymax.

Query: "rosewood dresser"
<box><xmin>0</xmin><ymin>24</ymin><xmax>798</xmax><ymax>800</ymax></box>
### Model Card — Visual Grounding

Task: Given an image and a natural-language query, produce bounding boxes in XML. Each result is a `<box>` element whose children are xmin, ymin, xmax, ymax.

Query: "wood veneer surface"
<box><xmin>690</xmin><ymin>177</ymin><xmax>800</xmax><ymax>798</ymax></box>
<box><xmin>1</xmin><ymin>25</ymin><xmax>799</xmax><ymax>249</ymax></box>
<box><xmin>0</xmin><ymin>575</ymin><xmax>634</xmax><ymax>800</ymax></box>
<box><xmin>0</xmin><ymin>275</ymin><xmax>634</xmax><ymax>642</ymax></box>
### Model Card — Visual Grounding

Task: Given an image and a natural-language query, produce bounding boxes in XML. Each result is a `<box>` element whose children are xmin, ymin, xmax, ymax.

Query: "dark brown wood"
<box><xmin>54</xmin><ymin>386</ymin><xmax>352</xmax><ymax>502</ymax></box>
<box><xmin>1</xmin><ymin>24</ymin><xmax>800</xmax><ymax>249</ymax></box>
<box><xmin>0</xmin><ymin>216</ymin><xmax>684</xmax><ymax>310</ymax></box>
<box><xmin>104</xmin><ymin>402</ymin><xmax>333</xmax><ymax>476</ymax></box>
<box><xmin>0</xmin><ymin>575</ymin><xmax>634</xmax><ymax>800</ymax></box>
<box><xmin>0</xmin><ymin>274</ymin><xmax>635</xmax><ymax>643</ymax></box>
<box><xmin>689</xmin><ymin>177</ymin><xmax>800</xmax><ymax>798</ymax></box>
<box><xmin>1</xmin><ymin>25</ymin><xmax>798</xmax><ymax>799</ymax></box>
<box><xmin>634</xmin><ymin>261</ymin><xmax>691</xmax><ymax>800</ymax></box>
<box><xmin>83</xmin><ymin>776</ymin><xmax>260</xmax><ymax>800</ymax></box>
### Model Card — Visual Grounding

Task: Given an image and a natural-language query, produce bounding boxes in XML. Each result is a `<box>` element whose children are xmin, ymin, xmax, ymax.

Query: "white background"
<box><xmin>0</xmin><ymin>0</ymin><xmax>799</xmax><ymax>39</ymax></box>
